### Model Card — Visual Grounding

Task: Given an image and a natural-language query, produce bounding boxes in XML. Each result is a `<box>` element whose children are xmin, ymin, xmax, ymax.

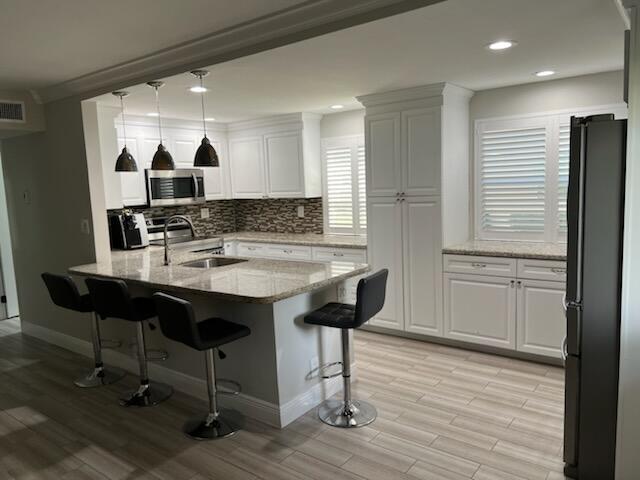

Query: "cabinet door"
<box><xmin>401</xmin><ymin>107</ymin><xmax>441</xmax><ymax>196</ymax></box>
<box><xmin>444</xmin><ymin>273</ymin><xmax>516</xmax><ymax>349</ymax></box>
<box><xmin>171</xmin><ymin>136</ymin><xmax>198</xmax><ymax>168</ymax></box>
<box><xmin>229</xmin><ymin>137</ymin><xmax>266</xmax><ymax>198</ymax></box>
<box><xmin>365</xmin><ymin>112</ymin><xmax>401</xmax><ymax>197</ymax></box>
<box><xmin>367</xmin><ymin>197</ymin><xmax>404</xmax><ymax>330</ymax></box>
<box><xmin>516</xmin><ymin>279</ymin><xmax>566</xmax><ymax>358</ymax></box>
<box><xmin>264</xmin><ymin>131</ymin><xmax>304</xmax><ymax>197</ymax></box>
<box><xmin>204</xmin><ymin>139</ymin><xmax>229</xmax><ymax>200</ymax></box>
<box><xmin>117</xmin><ymin>137</ymin><xmax>147</xmax><ymax>206</ymax></box>
<box><xmin>403</xmin><ymin>197</ymin><xmax>443</xmax><ymax>336</ymax></box>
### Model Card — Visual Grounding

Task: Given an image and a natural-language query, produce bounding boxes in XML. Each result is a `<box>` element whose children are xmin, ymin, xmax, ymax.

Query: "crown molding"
<box><xmin>357</xmin><ymin>82</ymin><xmax>474</xmax><ymax>108</ymax></box>
<box><xmin>36</xmin><ymin>0</ymin><xmax>443</xmax><ymax>104</ymax></box>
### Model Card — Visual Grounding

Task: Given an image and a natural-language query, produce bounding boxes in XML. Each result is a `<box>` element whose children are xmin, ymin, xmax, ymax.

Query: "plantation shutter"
<box><xmin>478</xmin><ymin>121</ymin><xmax>547</xmax><ymax>238</ymax></box>
<box><xmin>322</xmin><ymin>136</ymin><xmax>366</xmax><ymax>234</ymax></box>
<box><xmin>557</xmin><ymin>123</ymin><xmax>570</xmax><ymax>235</ymax></box>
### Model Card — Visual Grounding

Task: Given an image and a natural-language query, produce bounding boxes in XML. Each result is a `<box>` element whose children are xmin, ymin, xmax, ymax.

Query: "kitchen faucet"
<box><xmin>164</xmin><ymin>215</ymin><xmax>196</xmax><ymax>265</ymax></box>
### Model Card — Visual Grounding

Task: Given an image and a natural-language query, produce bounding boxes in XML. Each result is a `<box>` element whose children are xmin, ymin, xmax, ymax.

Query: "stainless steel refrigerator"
<box><xmin>563</xmin><ymin>114</ymin><xmax>627</xmax><ymax>479</ymax></box>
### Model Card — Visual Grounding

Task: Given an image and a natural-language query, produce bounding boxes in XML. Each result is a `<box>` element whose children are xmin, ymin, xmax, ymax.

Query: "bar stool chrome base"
<box><xmin>184</xmin><ymin>409</ymin><xmax>239</xmax><ymax>440</ymax></box>
<box><xmin>74</xmin><ymin>366</ymin><xmax>126</xmax><ymax>388</ymax></box>
<box><xmin>119</xmin><ymin>382</ymin><xmax>173</xmax><ymax>407</ymax></box>
<box><xmin>318</xmin><ymin>399</ymin><xmax>377</xmax><ymax>428</ymax></box>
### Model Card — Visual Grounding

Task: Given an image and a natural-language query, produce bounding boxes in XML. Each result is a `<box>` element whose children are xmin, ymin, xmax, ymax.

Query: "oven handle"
<box><xmin>192</xmin><ymin>173</ymin><xmax>199</xmax><ymax>199</ymax></box>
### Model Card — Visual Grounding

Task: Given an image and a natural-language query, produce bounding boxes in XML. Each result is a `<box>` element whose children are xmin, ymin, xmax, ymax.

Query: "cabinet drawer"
<box><xmin>312</xmin><ymin>247</ymin><xmax>367</xmax><ymax>263</ymax></box>
<box><xmin>264</xmin><ymin>244</ymin><xmax>312</xmax><ymax>260</ymax></box>
<box><xmin>443</xmin><ymin>254</ymin><xmax>517</xmax><ymax>278</ymax></box>
<box><xmin>224</xmin><ymin>241</ymin><xmax>236</xmax><ymax>256</ymax></box>
<box><xmin>236</xmin><ymin>242</ymin><xmax>268</xmax><ymax>257</ymax></box>
<box><xmin>517</xmin><ymin>259</ymin><xmax>567</xmax><ymax>282</ymax></box>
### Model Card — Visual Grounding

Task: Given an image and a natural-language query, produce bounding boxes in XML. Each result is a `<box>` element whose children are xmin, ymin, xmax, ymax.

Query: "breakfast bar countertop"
<box><xmin>69</xmin><ymin>246</ymin><xmax>369</xmax><ymax>304</ymax></box>
<box><xmin>442</xmin><ymin>240</ymin><xmax>567</xmax><ymax>261</ymax></box>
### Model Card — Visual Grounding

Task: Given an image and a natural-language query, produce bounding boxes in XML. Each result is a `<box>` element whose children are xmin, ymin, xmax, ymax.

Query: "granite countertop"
<box><xmin>223</xmin><ymin>231</ymin><xmax>367</xmax><ymax>249</ymax></box>
<box><xmin>70</xmin><ymin>246</ymin><xmax>369</xmax><ymax>304</ymax></box>
<box><xmin>443</xmin><ymin>240</ymin><xmax>567</xmax><ymax>261</ymax></box>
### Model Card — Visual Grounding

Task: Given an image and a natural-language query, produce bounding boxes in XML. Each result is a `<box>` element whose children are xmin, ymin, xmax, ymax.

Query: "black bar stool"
<box><xmin>41</xmin><ymin>273</ymin><xmax>126</xmax><ymax>388</ymax></box>
<box><xmin>85</xmin><ymin>277</ymin><xmax>172</xmax><ymax>407</ymax></box>
<box><xmin>304</xmin><ymin>269</ymin><xmax>388</xmax><ymax>428</ymax></box>
<box><xmin>152</xmin><ymin>292</ymin><xmax>251</xmax><ymax>440</ymax></box>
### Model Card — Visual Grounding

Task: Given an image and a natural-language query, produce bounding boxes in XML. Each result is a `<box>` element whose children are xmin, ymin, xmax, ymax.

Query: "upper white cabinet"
<box><xmin>229</xmin><ymin>136</ymin><xmax>265</xmax><ymax>198</ymax></box>
<box><xmin>365</xmin><ymin>112</ymin><xmax>401</xmax><ymax>197</ymax></box>
<box><xmin>227</xmin><ymin>113</ymin><xmax>322</xmax><ymax>199</ymax></box>
<box><xmin>113</xmin><ymin>116</ymin><xmax>230</xmax><ymax>206</ymax></box>
<box><xmin>402</xmin><ymin>107</ymin><xmax>441</xmax><ymax>196</ymax></box>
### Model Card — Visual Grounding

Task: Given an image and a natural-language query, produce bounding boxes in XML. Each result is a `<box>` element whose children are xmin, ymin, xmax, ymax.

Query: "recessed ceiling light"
<box><xmin>146</xmin><ymin>112</ymin><xmax>159</xmax><ymax>117</ymax></box>
<box><xmin>205</xmin><ymin>117</ymin><xmax>216</xmax><ymax>122</ymax></box>
<box><xmin>190</xmin><ymin>86</ymin><xmax>208</xmax><ymax>93</ymax></box>
<box><xmin>330</xmin><ymin>104</ymin><xmax>344</xmax><ymax>110</ymax></box>
<box><xmin>535</xmin><ymin>70</ymin><xmax>556</xmax><ymax>77</ymax></box>
<box><xmin>487</xmin><ymin>40</ymin><xmax>516</xmax><ymax>51</ymax></box>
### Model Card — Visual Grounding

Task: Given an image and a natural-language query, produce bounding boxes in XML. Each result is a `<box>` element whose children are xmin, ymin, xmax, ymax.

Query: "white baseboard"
<box><xmin>21</xmin><ymin>321</ymin><xmax>342</xmax><ymax>428</ymax></box>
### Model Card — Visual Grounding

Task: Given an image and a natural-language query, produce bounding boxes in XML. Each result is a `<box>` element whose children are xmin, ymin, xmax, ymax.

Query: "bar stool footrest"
<box><xmin>318</xmin><ymin>361</ymin><xmax>343</xmax><ymax>379</ymax></box>
<box><xmin>100</xmin><ymin>339</ymin><xmax>122</xmax><ymax>349</ymax></box>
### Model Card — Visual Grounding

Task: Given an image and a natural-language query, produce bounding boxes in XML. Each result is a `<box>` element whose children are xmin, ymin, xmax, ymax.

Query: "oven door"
<box><xmin>146</xmin><ymin>169</ymin><xmax>205</xmax><ymax>206</ymax></box>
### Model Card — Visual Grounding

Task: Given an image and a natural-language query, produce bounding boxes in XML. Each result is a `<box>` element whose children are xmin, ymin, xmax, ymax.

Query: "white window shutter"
<box><xmin>357</xmin><ymin>144</ymin><xmax>367</xmax><ymax>231</ymax></box>
<box><xmin>325</xmin><ymin>146</ymin><xmax>354</xmax><ymax>230</ymax></box>
<box><xmin>557</xmin><ymin>123</ymin><xmax>570</xmax><ymax>235</ymax></box>
<box><xmin>478</xmin><ymin>124</ymin><xmax>547</xmax><ymax>238</ymax></box>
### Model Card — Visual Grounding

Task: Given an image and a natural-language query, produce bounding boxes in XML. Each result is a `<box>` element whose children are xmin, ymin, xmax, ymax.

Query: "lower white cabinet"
<box><xmin>443</xmin><ymin>273</ymin><xmax>516</xmax><ymax>349</ymax></box>
<box><xmin>516</xmin><ymin>279</ymin><xmax>566</xmax><ymax>358</ymax></box>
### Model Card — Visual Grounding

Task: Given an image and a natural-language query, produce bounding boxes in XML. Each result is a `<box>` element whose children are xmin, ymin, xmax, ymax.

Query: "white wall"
<box><xmin>320</xmin><ymin>109</ymin><xmax>364</xmax><ymax>138</ymax></box>
<box><xmin>0</xmin><ymin>90</ymin><xmax>46</xmax><ymax>139</ymax></box>
<box><xmin>616</xmin><ymin>4</ymin><xmax>640</xmax><ymax>478</ymax></box>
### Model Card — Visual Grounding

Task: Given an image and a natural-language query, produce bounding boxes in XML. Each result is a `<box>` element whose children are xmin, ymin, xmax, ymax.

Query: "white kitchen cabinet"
<box><xmin>365</xmin><ymin>112</ymin><xmax>401</xmax><ymax>197</ymax></box>
<box><xmin>229</xmin><ymin>137</ymin><xmax>266</xmax><ymax>198</ymax></box>
<box><xmin>227</xmin><ymin>113</ymin><xmax>321</xmax><ymax>199</ymax></box>
<box><xmin>444</xmin><ymin>273</ymin><xmax>517</xmax><ymax>349</ymax></box>
<box><xmin>223</xmin><ymin>241</ymin><xmax>236</xmax><ymax>256</ymax></box>
<box><xmin>264</xmin><ymin>131</ymin><xmax>304</xmax><ymax>197</ymax></box>
<box><xmin>443</xmin><ymin>254</ymin><xmax>517</xmax><ymax>278</ymax></box>
<box><xmin>312</xmin><ymin>246</ymin><xmax>367</xmax><ymax>263</ymax></box>
<box><xmin>367</xmin><ymin>197</ymin><xmax>405</xmax><ymax>330</ymax></box>
<box><xmin>401</xmin><ymin>107</ymin><xmax>441</xmax><ymax>196</ymax></box>
<box><xmin>117</xmin><ymin>136</ymin><xmax>147</xmax><ymax>206</ymax></box>
<box><xmin>403</xmin><ymin>197</ymin><xmax>443</xmax><ymax>336</ymax></box>
<box><xmin>516</xmin><ymin>258</ymin><xmax>567</xmax><ymax>283</ymax></box>
<box><xmin>236</xmin><ymin>242</ymin><xmax>267</xmax><ymax>257</ymax></box>
<box><xmin>263</xmin><ymin>244</ymin><xmax>312</xmax><ymax>261</ymax></box>
<box><xmin>516</xmin><ymin>279</ymin><xmax>566</xmax><ymax>358</ymax></box>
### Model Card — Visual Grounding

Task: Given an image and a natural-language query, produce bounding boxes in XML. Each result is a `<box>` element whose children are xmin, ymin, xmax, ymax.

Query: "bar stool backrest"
<box><xmin>85</xmin><ymin>277</ymin><xmax>137</xmax><ymax>321</ymax></box>
<box><xmin>152</xmin><ymin>292</ymin><xmax>202</xmax><ymax>350</ymax></box>
<box><xmin>42</xmin><ymin>272</ymin><xmax>91</xmax><ymax>313</ymax></box>
<box><xmin>353</xmin><ymin>269</ymin><xmax>389</xmax><ymax>329</ymax></box>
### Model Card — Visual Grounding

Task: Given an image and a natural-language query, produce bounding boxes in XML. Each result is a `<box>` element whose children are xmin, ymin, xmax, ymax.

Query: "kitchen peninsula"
<box><xmin>70</xmin><ymin>246</ymin><xmax>369</xmax><ymax>428</ymax></box>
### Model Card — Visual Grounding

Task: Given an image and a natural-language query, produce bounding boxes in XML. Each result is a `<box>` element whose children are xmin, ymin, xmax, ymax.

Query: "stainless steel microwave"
<box><xmin>146</xmin><ymin>168</ymin><xmax>205</xmax><ymax>207</ymax></box>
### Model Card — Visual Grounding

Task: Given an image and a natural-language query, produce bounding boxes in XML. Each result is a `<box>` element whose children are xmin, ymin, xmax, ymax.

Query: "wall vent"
<box><xmin>0</xmin><ymin>101</ymin><xmax>25</xmax><ymax>123</ymax></box>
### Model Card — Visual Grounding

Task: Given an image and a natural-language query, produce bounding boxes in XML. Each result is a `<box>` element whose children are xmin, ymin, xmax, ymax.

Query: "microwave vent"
<box><xmin>0</xmin><ymin>101</ymin><xmax>25</xmax><ymax>123</ymax></box>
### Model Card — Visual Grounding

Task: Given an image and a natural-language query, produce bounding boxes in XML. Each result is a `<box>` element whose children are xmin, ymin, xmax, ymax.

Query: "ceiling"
<box><xmin>0</xmin><ymin>0</ymin><xmax>306</xmax><ymax>91</ymax></box>
<box><xmin>92</xmin><ymin>0</ymin><xmax>626</xmax><ymax>123</ymax></box>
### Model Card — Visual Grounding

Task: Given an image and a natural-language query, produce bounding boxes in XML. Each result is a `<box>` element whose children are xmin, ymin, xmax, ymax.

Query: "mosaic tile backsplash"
<box><xmin>109</xmin><ymin>198</ymin><xmax>323</xmax><ymax>237</ymax></box>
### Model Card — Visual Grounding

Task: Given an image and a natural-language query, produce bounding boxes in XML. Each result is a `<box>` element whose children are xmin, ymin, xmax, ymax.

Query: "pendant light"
<box><xmin>190</xmin><ymin>70</ymin><xmax>219</xmax><ymax>167</ymax></box>
<box><xmin>112</xmin><ymin>91</ymin><xmax>137</xmax><ymax>172</ymax></box>
<box><xmin>147</xmin><ymin>81</ymin><xmax>175</xmax><ymax>170</ymax></box>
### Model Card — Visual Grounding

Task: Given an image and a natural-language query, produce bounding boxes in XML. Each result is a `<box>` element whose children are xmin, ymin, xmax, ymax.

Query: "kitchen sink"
<box><xmin>180</xmin><ymin>257</ymin><xmax>248</xmax><ymax>269</ymax></box>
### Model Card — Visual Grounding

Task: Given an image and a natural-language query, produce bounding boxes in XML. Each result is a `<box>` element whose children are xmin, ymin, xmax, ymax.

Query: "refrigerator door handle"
<box><xmin>562</xmin><ymin>293</ymin><xmax>567</xmax><ymax>312</ymax></box>
<box><xmin>561</xmin><ymin>336</ymin><xmax>568</xmax><ymax>362</ymax></box>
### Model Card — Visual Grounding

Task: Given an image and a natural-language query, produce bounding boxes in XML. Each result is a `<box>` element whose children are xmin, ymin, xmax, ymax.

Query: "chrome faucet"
<box><xmin>164</xmin><ymin>215</ymin><xmax>196</xmax><ymax>265</ymax></box>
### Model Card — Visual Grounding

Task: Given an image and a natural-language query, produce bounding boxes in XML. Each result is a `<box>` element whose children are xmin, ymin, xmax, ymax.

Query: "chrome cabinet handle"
<box><xmin>471</xmin><ymin>263</ymin><xmax>487</xmax><ymax>268</ymax></box>
<box><xmin>517</xmin><ymin>280</ymin><xmax>522</xmax><ymax>288</ymax></box>
<box><xmin>333</xmin><ymin>252</ymin><xmax>344</xmax><ymax>257</ymax></box>
<box><xmin>551</xmin><ymin>267</ymin><xmax>567</xmax><ymax>274</ymax></box>
<box><xmin>247</xmin><ymin>246</ymin><xmax>257</xmax><ymax>251</ymax></box>
<box><xmin>510</xmin><ymin>280</ymin><xmax>515</xmax><ymax>288</ymax></box>
<box><xmin>561</xmin><ymin>336</ymin><xmax>568</xmax><ymax>362</ymax></box>
<box><xmin>283</xmin><ymin>249</ymin><xmax>293</xmax><ymax>254</ymax></box>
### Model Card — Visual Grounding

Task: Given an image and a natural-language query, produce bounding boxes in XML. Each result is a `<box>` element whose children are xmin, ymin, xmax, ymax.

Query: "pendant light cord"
<box><xmin>155</xmin><ymin>86</ymin><xmax>163</xmax><ymax>144</ymax></box>
<box><xmin>199</xmin><ymin>74</ymin><xmax>208</xmax><ymax>138</ymax></box>
<box><xmin>119</xmin><ymin>95</ymin><xmax>128</xmax><ymax>148</ymax></box>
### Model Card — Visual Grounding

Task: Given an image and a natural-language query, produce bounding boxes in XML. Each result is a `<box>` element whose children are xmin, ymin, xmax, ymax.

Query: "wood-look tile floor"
<box><xmin>0</xmin><ymin>318</ymin><xmax>567</xmax><ymax>480</ymax></box>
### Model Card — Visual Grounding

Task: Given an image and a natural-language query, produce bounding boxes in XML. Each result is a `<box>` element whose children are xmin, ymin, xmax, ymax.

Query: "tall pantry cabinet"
<box><xmin>357</xmin><ymin>84</ymin><xmax>473</xmax><ymax>335</ymax></box>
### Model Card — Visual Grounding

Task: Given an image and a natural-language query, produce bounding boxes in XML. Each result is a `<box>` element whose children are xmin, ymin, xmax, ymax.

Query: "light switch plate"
<box><xmin>297</xmin><ymin>206</ymin><xmax>304</xmax><ymax>218</ymax></box>
<box><xmin>80</xmin><ymin>219</ymin><xmax>91</xmax><ymax>235</ymax></box>
<box><xmin>200</xmin><ymin>208</ymin><xmax>209</xmax><ymax>219</ymax></box>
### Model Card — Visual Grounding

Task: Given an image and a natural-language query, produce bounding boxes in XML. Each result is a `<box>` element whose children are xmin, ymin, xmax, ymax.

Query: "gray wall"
<box><xmin>0</xmin><ymin>90</ymin><xmax>46</xmax><ymax>139</ymax></box>
<box><xmin>1</xmin><ymin>97</ymin><xmax>96</xmax><ymax>334</ymax></box>
<box><xmin>320</xmin><ymin>109</ymin><xmax>364</xmax><ymax>138</ymax></box>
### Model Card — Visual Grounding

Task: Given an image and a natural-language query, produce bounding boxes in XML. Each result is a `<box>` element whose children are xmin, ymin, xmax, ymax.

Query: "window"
<box><xmin>475</xmin><ymin>105</ymin><xmax>627</xmax><ymax>243</ymax></box>
<box><xmin>322</xmin><ymin>135</ymin><xmax>366</xmax><ymax>234</ymax></box>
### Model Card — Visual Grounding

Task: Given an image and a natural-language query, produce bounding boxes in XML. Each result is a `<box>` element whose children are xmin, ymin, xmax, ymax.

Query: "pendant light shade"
<box><xmin>112</xmin><ymin>91</ymin><xmax>138</xmax><ymax>172</ymax></box>
<box><xmin>147</xmin><ymin>81</ymin><xmax>175</xmax><ymax>170</ymax></box>
<box><xmin>190</xmin><ymin>70</ymin><xmax>219</xmax><ymax>167</ymax></box>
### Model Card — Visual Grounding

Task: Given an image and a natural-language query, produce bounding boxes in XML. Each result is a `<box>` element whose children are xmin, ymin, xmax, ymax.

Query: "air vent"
<box><xmin>0</xmin><ymin>101</ymin><xmax>25</xmax><ymax>123</ymax></box>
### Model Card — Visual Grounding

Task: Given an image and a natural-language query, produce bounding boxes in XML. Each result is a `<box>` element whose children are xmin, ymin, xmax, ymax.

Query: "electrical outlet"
<box><xmin>309</xmin><ymin>356</ymin><xmax>319</xmax><ymax>372</ymax></box>
<box><xmin>200</xmin><ymin>207</ymin><xmax>209</xmax><ymax>219</ymax></box>
<box><xmin>297</xmin><ymin>206</ymin><xmax>305</xmax><ymax>218</ymax></box>
<box><xmin>80</xmin><ymin>219</ymin><xmax>91</xmax><ymax>235</ymax></box>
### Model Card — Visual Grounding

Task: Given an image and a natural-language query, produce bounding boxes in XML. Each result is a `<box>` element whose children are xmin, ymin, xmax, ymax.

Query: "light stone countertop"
<box><xmin>70</xmin><ymin>246</ymin><xmax>369</xmax><ymax>304</ymax></box>
<box><xmin>443</xmin><ymin>240</ymin><xmax>567</xmax><ymax>261</ymax></box>
<box><xmin>222</xmin><ymin>231</ymin><xmax>367</xmax><ymax>249</ymax></box>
